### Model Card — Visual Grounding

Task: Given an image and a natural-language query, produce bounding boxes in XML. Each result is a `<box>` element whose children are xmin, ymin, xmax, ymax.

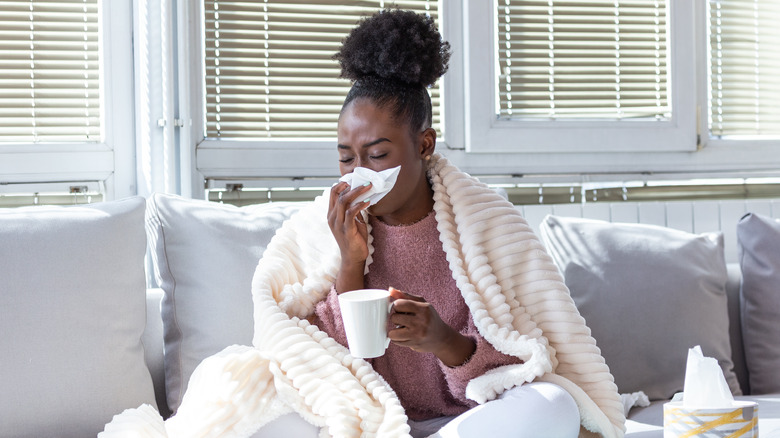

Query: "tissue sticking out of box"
<box><xmin>683</xmin><ymin>345</ymin><xmax>734</xmax><ymax>408</ymax></box>
<box><xmin>664</xmin><ymin>345</ymin><xmax>758</xmax><ymax>438</ymax></box>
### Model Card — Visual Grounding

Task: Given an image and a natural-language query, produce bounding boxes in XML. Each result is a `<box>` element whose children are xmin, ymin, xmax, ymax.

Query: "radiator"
<box><xmin>519</xmin><ymin>199</ymin><xmax>780</xmax><ymax>264</ymax></box>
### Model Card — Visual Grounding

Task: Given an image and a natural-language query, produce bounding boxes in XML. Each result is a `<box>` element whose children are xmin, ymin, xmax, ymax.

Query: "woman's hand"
<box><xmin>388</xmin><ymin>288</ymin><xmax>476</xmax><ymax>367</ymax></box>
<box><xmin>328</xmin><ymin>181</ymin><xmax>373</xmax><ymax>292</ymax></box>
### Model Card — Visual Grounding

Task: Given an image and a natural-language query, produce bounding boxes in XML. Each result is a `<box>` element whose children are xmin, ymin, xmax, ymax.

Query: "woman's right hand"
<box><xmin>328</xmin><ymin>181</ymin><xmax>373</xmax><ymax>273</ymax></box>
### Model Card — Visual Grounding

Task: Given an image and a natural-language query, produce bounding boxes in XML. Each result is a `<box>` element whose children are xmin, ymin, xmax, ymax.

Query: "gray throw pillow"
<box><xmin>737</xmin><ymin>212</ymin><xmax>780</xmax><ymax>394</ymax></box>
<box><xmin>0</xmin><ymin>197</ymin><xmax>156</xmax><ymax>437</ymax></box>
<box><xmin>539</xmin><ymin>215</ymin><xmax>741</xmax><ymax>401</ymax></box>
<box><xmin>145</xmin><ymin>193</ymin><xmax>302</xmax><ymax>413</ymax></box>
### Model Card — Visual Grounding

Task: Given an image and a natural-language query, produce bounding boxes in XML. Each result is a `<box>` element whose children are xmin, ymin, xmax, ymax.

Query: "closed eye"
<box><xmin>370</xmin><ymin>153</ymin><xmax>387</xmax><ymax>160</ymax></box>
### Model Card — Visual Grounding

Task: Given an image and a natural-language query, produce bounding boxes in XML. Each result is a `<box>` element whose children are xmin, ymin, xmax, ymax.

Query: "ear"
<box><xmin>419</xmin><ymin>127</ymin><xmax>437</xmax><ymax>159</ymax></box>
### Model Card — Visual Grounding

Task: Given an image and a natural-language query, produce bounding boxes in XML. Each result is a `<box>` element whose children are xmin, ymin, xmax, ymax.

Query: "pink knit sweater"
<box><xmin>313</xmin><ymin>211</ymin><xmax>522</xmax><ymax>421</ymax></box>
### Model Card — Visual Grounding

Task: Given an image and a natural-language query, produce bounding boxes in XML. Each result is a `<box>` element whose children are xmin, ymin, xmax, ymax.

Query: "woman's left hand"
<box><xmin>388</xmin><ymin>287</ymin><xmax>476</xmax><ymax>367</ymax></box>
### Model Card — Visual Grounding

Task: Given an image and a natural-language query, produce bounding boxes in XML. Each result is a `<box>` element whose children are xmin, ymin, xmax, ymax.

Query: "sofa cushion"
<box><xmin>539</xmin><ymin>215</ymin><xmax>741</xmax><ymax>401</ymax></box>
<box><xmin>0</xmin><ymin>197</ymin><xmax>156</xmax><ymax>437</ymax></box>
<box><xmin>737</xmin><ymin>212</ymin><xmax>780</xmax><ymax>394</ymax></box>
<box><xmin>145</xmin><ymin>193</ymin><xmax>302</xmax><ymax>413</ymax></box>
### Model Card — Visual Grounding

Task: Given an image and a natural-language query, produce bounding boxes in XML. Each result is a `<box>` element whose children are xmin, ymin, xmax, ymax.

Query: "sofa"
<box><xmin>2</xmin><ymin>193</ymin><xmax>779</xmax><ymax>437</ymax></box>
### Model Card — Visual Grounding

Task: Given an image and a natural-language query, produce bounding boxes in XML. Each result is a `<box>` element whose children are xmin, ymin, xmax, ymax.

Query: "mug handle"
<box><xmin>385</xmin><ymin>299</ymin><xmax>395</xmax><ymax>350</ymax></box>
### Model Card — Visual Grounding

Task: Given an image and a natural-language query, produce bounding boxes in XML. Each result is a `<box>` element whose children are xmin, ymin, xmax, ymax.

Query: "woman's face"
<box><xmin>337</xmin><ymin>98</ymin><xmax>436</xmax><ymax>225</ymax></box>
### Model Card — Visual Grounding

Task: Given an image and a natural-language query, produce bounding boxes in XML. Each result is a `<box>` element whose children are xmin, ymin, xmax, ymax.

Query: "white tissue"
<box><xmin>682</xmin><ymin>345</ymin><xmax>734</xmax><ymax>408</ymax></box>
<box><xmin>338</xmin><ymin>166</ymin><xmax>401</xmax><ymax>206</ymax></box>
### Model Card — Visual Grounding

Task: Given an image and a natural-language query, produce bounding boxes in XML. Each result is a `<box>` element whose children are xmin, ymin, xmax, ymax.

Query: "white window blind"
<box><xmin>496</xmin><ymin>0</ymin><xmax>669</xmax><ymax>120</ymax></box>
<box><xmin>0</xmin><ymin>0</ymin><xmax>101</xmax><ymax>142</ymax></box>
<box><xmin>203</xmin><ymin>0</ymin><xmax>441</xmax><ymax>139</ymax></box>
<box><xmin>709</xmin><ymin>0</ymin><xmax>780</xmax><ymax>137</ymax></box>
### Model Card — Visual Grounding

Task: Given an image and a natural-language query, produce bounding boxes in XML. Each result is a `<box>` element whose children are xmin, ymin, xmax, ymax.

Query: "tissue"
<box><xmin>338</xmin><ymin>166</ymin><xmax>401</xmax><ymax>206</ymax></box>
<box><xmin>683</xmin><ymin>345</ymin><xmax>734</xmax><ymax>408</ymax></box>
<box><xmin>664</xmin><ymin>346</ymin><xmax>758</xmax><ymax>438</ymax></box>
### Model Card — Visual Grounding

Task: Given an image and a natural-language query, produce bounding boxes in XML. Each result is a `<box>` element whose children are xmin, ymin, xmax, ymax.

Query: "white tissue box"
<box><xmin>663</xmin><ymin>401</ymin><xmax>758</xmax><ymax>438</ymax></box>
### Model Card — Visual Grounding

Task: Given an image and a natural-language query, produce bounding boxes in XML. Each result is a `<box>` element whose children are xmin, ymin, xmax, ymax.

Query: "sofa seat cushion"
<box><xmin>539</xmin><ymin>215</ymin><xmax>741</xmax><ymax>401</ymax></box>
<box><xmin>0</xmin><ymin>197</ymin><xmax>156</xmax><ymax>437</ymax></box>
<box><xmin>145</xmin><ymin>193</ymin><xmax>302</xmax><ymax>413</ymax></box>
<box><xmin>738</xmin><ymin>212</ymin><xmax>780</xmax><ymax>395</ymax></box>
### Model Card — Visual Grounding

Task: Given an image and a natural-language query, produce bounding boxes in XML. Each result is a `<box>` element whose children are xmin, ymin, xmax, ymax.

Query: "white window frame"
<box><xmin>439</xmin><ymin>0</ymin><xmax>780</xmax><ymax>177</ymax></box>
<box><xmin>182</xmin><ymin>0</ymin><xmax>780</xmax><ymax>196</ymax></box>
<box><xmin>0</xmin><ymin>0</ymin><xmax>136</xmax><ymax>200</ymax></box>
<box><xmin>695</xmin><ymin>0</ymin><xmax>780</xmax><ymax>173</ymax></box>
<box><xmin>185</xmin><ymin>0</ymin><xmax>461</xmax><ymax>196</ymax></box>
<box><xmin>185</xmin><ymin>0</ymin><xmax>337</xmax><ymax>183</ymax></box>
<box><xmin>463</xmin><ymin>0</ymin><xmax>697</xmax><ymax>155</ymax></box>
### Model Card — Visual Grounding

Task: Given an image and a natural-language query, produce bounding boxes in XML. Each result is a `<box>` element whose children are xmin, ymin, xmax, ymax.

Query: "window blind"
<box><xmin>709</xmin><ymin>0</ymin><xmax>780</xmax><ymax>137</ymax></box>
<box><xmin>0</xmin><ymin>0</ymin><xmax>101</xmax><ymax>142</ymax></box>
<box><xmin>203</xmin><ymin>0</ymin><xmax>441</xmax><ymax>139</ymax></box>
<box><xmin>496</xmin><ymin>0</ymin><xmax>669</xmax><ymax>120</ymax></box>
<box><xmin>0</xmin><ymin>190</ymin><xmax>103</xmax><ymax>207</ymax></box>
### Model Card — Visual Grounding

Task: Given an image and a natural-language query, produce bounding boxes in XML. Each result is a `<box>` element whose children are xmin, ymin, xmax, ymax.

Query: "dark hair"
<box><xmin>334</xmin><ymin>9</ymin><xmax>451</xmax><ymax>134</ymax></box>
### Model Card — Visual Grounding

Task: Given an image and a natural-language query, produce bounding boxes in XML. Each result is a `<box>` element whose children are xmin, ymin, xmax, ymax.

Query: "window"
<box><xmin>709</xmin><ymin>0</ymin><xmax>780</xmax><ymax>138</ymax></box>
<box><xmin>461</xmin><ymin>0</ymin><xmax>696</xmax><ymax>155</ymax></box>
<box><xmin>497</xmin><ymin>1</ymin><xmax>670</xmax><ymax>121</ymax></box>
<box><xmin>184</xmin><ymin>1</ymin><xmax>779</xmax><ymax>196</ymax></box>
<box><xmin>0</xmin><ymin>0</ymin><xmax>135</xmax><ymax>200</ymax></box>
<box><xmin>190</xmin><ymin>1</ymin><xmax>444</xmax><ymax>187</ymax></box>
<box><xmin>3</xmin><ymin>1</ymin><xmax>777</xmax><ymax>203</ymax></box>
<box><xmin>0</xmin><ymin>1</ymin><xmax>100</xmax><ymax>142</ymax></box>
<box><xmin>202</xmin><ymin>0</ymin><xmax>442</xmax><ymax>140</ymax></box>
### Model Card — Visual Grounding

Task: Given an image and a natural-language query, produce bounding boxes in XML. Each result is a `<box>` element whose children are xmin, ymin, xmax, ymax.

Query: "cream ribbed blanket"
<box><xmin>100</xmin><ymin>154</ymin><xmax>625</xmax><ymax>438</ymax></box>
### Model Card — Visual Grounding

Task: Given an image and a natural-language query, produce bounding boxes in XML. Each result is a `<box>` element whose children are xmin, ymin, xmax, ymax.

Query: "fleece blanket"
<box><xmin>100</xmin><ymin>153</ymin><xmax>625</xmax><ymax>438</ymax></box>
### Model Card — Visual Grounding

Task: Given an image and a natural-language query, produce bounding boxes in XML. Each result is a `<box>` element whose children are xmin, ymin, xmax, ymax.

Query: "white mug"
<box><xmin>338</xmin><ymin>289</ymin><xmax>393</xmax><ymax>358</ymax></box>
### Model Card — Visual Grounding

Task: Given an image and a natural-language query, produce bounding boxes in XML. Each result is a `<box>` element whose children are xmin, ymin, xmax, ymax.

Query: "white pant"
<box><xmin>250</xmin><ymin>382</ymin><xmax>579</xmax><ymax>438</ymax></box>
<box><xmin>423</xmin><ymin>382</ymin><xmax>580</xmax><ymax>438</ymax></box>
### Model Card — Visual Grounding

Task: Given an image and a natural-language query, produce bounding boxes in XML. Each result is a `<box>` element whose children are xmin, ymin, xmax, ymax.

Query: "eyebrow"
<box><xmin>337</xmin><ymin>137</ymin><xmax>391</xmax><ymax>150</ymax></box>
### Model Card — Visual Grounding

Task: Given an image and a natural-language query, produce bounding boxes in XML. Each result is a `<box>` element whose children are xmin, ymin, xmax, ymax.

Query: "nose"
<box><xmin>354</xmin><ymin>157</ymin><xmax>376</xmax><ymax>171</ymax></box>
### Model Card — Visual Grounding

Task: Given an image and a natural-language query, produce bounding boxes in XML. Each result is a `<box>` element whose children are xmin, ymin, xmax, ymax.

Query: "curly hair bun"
<box><xmin>335</xmin><ymin>9</ymin><xmax>451</xmax><ymax>88</ymax></box>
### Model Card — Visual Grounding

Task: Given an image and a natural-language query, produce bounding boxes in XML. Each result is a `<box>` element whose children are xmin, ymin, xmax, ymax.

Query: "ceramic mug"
<box><xmin>338</xmin><ymin>289</ymin><xmax>393</xmax><ymax>358</ymax></box>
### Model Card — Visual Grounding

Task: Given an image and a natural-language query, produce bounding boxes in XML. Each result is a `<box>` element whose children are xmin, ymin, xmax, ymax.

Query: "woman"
<box><xmin>314</xmin><ymin>10</ymin><xmax>578</xmax><ymax>436</ymax></box>
<box><xmin>101</xmin><ymin>9</ymin><xmax>625</xmax><ymax>438</ymax></box>
<box><xmin>246</xmin><ymin>9</ymin><xmax>623</xmax><ymax>438</ymax></box>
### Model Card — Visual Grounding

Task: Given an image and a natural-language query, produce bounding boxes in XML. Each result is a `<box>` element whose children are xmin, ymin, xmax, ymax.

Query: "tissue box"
<box><xmin>663</xmin><ymin>401</ymin><xmax>758</xmax><ymax>438</ymax></box>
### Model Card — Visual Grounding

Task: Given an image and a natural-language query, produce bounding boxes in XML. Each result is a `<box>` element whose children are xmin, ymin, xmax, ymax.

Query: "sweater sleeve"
<box><xmin>439</xmin><ymin>319</ymin><xmax>524</xmax><ymax>404</ymax></box>
<box><xmin>310</xmin><ymin>286</ymin><xmax>349</xmax><ymax>347</ymax></box>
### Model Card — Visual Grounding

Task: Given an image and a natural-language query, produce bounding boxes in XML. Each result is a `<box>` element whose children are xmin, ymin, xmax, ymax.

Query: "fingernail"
<box><xmin>362</xmin><ymin>182</ymin><xmax>371</xmax><ymax>186</ymax></box>
<box><xmin>363</xmin><ymin>198</ymin><xmax>371</xmax><ymax>203</ymax></box>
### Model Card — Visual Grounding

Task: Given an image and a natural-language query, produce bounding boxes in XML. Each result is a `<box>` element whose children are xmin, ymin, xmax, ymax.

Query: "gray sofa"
<box><xmin>3</xmin><ymin>194</ymin><xmax>779</xmax><ymax>437</ymax></box>
<box><xmin>141</xmin><ymin>195</ymin><xmax>780</xmax><ymax>437</ymax></box>
<box><xmin>137</xmin><ymin>264</ymin><xmax>778</xmax><ymax>437</ymax></box>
